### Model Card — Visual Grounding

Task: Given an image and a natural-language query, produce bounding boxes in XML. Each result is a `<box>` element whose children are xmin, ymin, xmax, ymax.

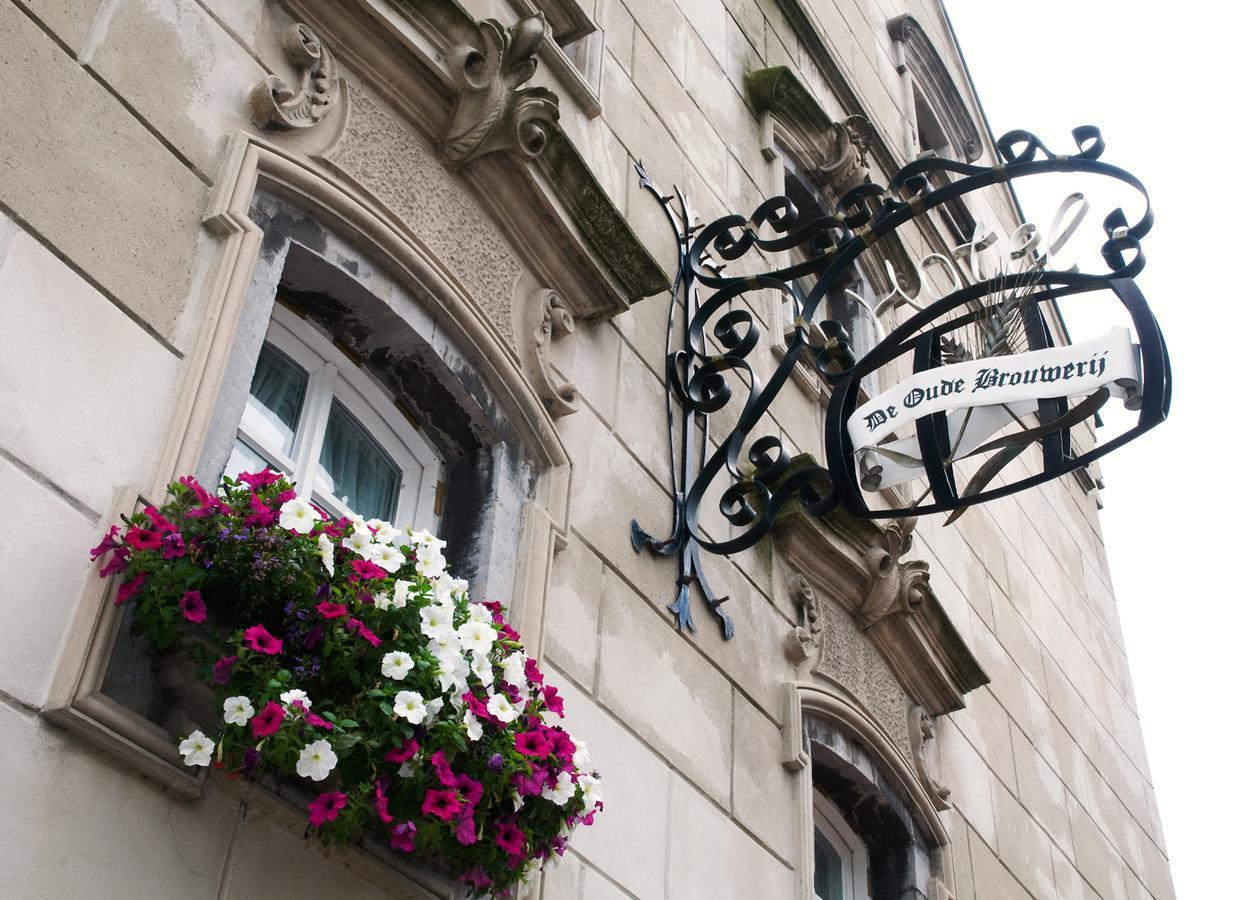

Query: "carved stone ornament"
<box><xmin>909</xmin><ymin>705</ymin><xmax>952</xmax><ymax>811</ymax></box>
<box><xmin>816</xmin><ymin>115</ymin><xmax>874</xmax><ymax>204</ymax></box>
<box><xmin>442</xmin><ymin>13</ymin><xmax>561</xmax><ymax>166</ymax></box>
<box><xmin>248</xmin><ymin>24</ymin><xmax>341</xmax><ymax>131</ymax></box>
<box><xmin>783</xmin><ymin>572</ymin><xmax>822</xmax><ymax>662</ymax></box>
<box><xmin>855</xmin><ymin>517</ymin><xmax>930</xmax><ymax>629</ymax></box>
<box><xmin>521</xmin><ymin>288</ymin><xmax>578</xmax><ymax>418</ymax></box>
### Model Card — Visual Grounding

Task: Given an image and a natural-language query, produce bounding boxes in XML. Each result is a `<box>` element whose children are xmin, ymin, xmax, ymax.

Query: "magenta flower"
<box><xmin>115</xmin><ymin>573</ymin><xmax>146</xmax><ymax>605</ymax></box>
<box><xmin>242</xmin><ymin>624</ymin><xmax>282</xmax><ymax>655</ymax></box>
<box><xmin>250</xmin><ymin>701</ymin><xmax>285</xmax><ymax>739</ymax></box>
<box><xmin>179</xmin><ymin>590</ymin><xmax>207</xmax><ymax>624</ymax></box>
<box><xmin>123</xmin><ymin>527</ymin><xmax>162</xmax><ymax>551</ymax></box>
<box><xmin>546</xmin><ymin>727</ymin><xmax>575</xmax><ymax>764</ymax></box>
<box><xmin>349</xmin><ymin>559</ymin><xmax>388</xmax><ymax>581</ymax></box>
<box><xmin>462</xmin><ymin>691</ymin><xmax>491</xmax><ymax>720</ymax></box>
<box><xmin>314</xmin><ymin>600</ymin><xmax>348</xmax><ymax>619</ymax></box>
<box><xmin>512</xmin><ymin>766</ymin><xmax>548</xmax><ymax>797</ymax></box>
<box><xmin>142</xmin><ymin>505</ymin><xmax>176</xmax><ymax>533</ymax></box>
<box><xmin>460</xmin><ymin>867</ymin><xmax>491</xmax><ymax>890</ymax></box>
<box><xmin>243</xmin><ymin>492</ymin><xmax>277</xmax><ymax>527</ymax></box>
<box><xmin>90</xmin><ymin>526</ymin><xmax>121</xmax><ymax>560</ymax></box>
<box><xmin>99</xmin><ymin>549</ymin><xmax>129</xmax><ymax>577</ymax></box>
<box><xmin>374</xmin><ymin>779</ymin><xmax>393</xmax><ymax>824</ymax></box>
<box><xmin>344</xmin><ymin>618</ymin><xmax>381</xmax><ymax>647</ymax></box>
<box><xmin>383</xmin><ymin>738</ymin><xmax>420</xmax><ymax>764</ymax></box>
<box><xmin>307</xmin><ymin>791</ymin><xmax>347</xmax><ymax>827</ymax></box>
<box><xmin>421</xmin><ymin>789</ymin><xmax>460</xmax><ymax>821</ymax></box>
<box><xmin>454</xmin><ymin>805</ymin><xmax>477</xmax><ymax>846</ymax></box>
<box><xmin>212</xmin><ymin>655</ymin><xmax>237</xmax><ymax>685</ymax></box>
<box><xmin>542</xmin><ymin>684</ymin><xmax>565</xmax><ymax>717</ymax></box>
<box><xmin>514</xmin><ymin>729</ymin><xmax>553</xmax><ymax>758</ymax></box>
<box><xmin>305</xmin><ymin>711</ymin><xmax>334</xmax><ymax>731</ymax></box>
<box><xmin>429</xmin><ymin>749</ymin><xmax>456</xmax><ymax>788</ymax></box>
<box><xmin>455</xmin><ymin>773</ymin><xmax>483</xmax><ymax>808</ymax></box>
<box><xmin>161</xmin><ymin>531</ymin><xmax>186</xmax><ymax>559</ymax></box>
<box><xmin>238</xmin><ymin>469</ymin><xmax>282</xmax><ymax>489</ymax></box>
<box><xmin>390</xmin><ymin>821</ymin><xmax>416</xmax><ymax>853</ymax></box>
<box><xmin>524</xmin><ymin>657</ymin><xmax>544</xmax><ymax>685</ymax></box>
<box><xmin>495</xmin><ymin>820</ymin><xmax>527</xmax><ymax>858</ymax></box>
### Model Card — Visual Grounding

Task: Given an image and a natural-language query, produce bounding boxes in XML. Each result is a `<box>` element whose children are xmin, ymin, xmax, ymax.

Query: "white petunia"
<box><xmin>577</xmin><ymin>773</ymin><xmax>602</xmax><ymax>815</ymax></box>
<box><xmin>571</xmin><ymin>738</ymin><xmax>591</xmax><ymax>771</ymax></box>
<box><xmin>468</xmin><ymin>603</ymin><xmax>494</xmax><ymax>625</ymax></box>
<box><xmin>317</xmin><ymin>532</ymin><xmax>336</xmax><ymax>576</ymax></box>
<box><xmin>419</xmin><ymin>603</ymin><xmax>454</xmax><ymax>638</ymax></box>
<box><xmin>463</xmin><ymin>707</ymin><xmax>483</xmax><ymax>741</ymax></box>
<box><xmin>469</xmin><ymin>653</ymin><xmax>493</xmax><ymax>687</ymax></box>
<box><xmin>223</xmin><ymin>696</ymin><xmax>254</xmax><ymax>727</ymax></box>
<box><xmin>341</xmin><ymin>527</ymin><xmax>379</xmax><ymax>560</ymax></box>
<box><xmin>295</xmin><ymin>739</ymin><xmax>338</xmax><ymax>781</ymax></box>
<box><xmin>178</xmin><ymin>730</ymin><xmax>215</xmax><ymax>767</ymax></box>
<box><xmin>486</xmin><ymin>692</ymin><xmax>519</xmax><ymax>724</ymax></box>
<box><xmin>280</xmin><ymin>688</ymin><xmax>309</xmax><ymax>709</ymax></box>
<box><xmin>410</xmin><ymin>528</ymin><xmax>447</xmax><ymax>551</ymax></box>
<box><xmin>424</xmin><ymin>697</ymin><xmax>445</xmax><ymax>725</ymax></box>
<box><xmin>391</xmin><ymin>579</ymin><xmax>416</xmax><ymax>609</ymax></box>
<box><xmin>393</xmin><ymin>690</ymin><xmax>427</xmax><ymax>724</ymax></box>
<box><xmin>398</xmin><ymin>759</ymin><xmax>416</xmax><ymax>778</ymax></box>
<box><xmin>278</xmin><ymin>497</ymin><xmax>318</xmax><ymax>534</ymax></box>
<box><xmin>367</xmin><ymin>519</ymin><xmax>401</xmax><ymax>545</ymax></box>
<box><xmin>427</xmin><ymin>632</ymin><xmax>460</xmax><ymax>660</ymax></box>
<box><xmin>414</xmin><ymin>543</ymin><xmax>446</xmax><ymax>578</ymax></box>
<box><xmin>436</xmin><ymin>653</ymin><xmax>470</xmax><ymax>695</ymax></box>
<box><xmin>381</xmin><ymin>651</ymin><xmax>415</xmax><ymax>681</ymax></box>
<box><xmin>541</xmin><ymin>770</ymin><xmax>576</xmax><ymax>805</ymax></box>
<box><xmin>377</xmin><ymin>544</ymin><xmax>405</xmax><ymax>574</ymax></box>
<box><xmin>450</xmin><ymin>577</ymin><xmax>469</xmax><ymax>598</ymax></box>
<box><xmin>511</xmin><ymin>789</ymin><xmax>524</xmax><ymax>812</ymax></box>
<box><xmin>457</xmin><ymin>620</ymin><xmax>497</xmax><ymax>656</ymax></box>
<box><xmin>499</xmin><ymin>651</ymin><xmax>527</xmax><ymax>689</ymax></box>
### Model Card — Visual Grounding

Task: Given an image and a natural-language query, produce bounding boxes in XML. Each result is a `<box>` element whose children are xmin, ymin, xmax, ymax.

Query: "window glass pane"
<box><xmin>814</xmin><ymin>828</ymin><xmax>845</xmax><ymax>900</ymax></box>
<box><xmin>317</xmin><ymin>397</ymin><xmax>402</xmax><ymax>521</ymax></box>
<box><xmin>242</xmin><ymin>342</ymin><xmax>308</xmax><ymax>456</ymax></box>
<box><xmin>224</xmin><ymin>438</ymin><xmax>273</xmax><ymax>482</ymax></box>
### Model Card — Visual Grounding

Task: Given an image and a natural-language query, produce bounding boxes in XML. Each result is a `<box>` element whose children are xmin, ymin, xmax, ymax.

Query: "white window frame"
<box><xmin>812</xmin><ymin>788</ymin><xmax>871</xmax><ymax>900</ymax></box>
<box><xmin>229</xmin><ymin>304</ymin><xmax>443</xmax><ymax>531</ymax></box>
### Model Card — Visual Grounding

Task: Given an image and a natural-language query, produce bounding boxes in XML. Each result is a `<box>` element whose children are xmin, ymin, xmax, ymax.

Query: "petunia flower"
<box><xmin>250</xmin><ymin>701</ymin><xmax>285</xmax><ymax>739</ymax></box>
<box><xmin>460</xmin><ymin>867</ymin><xmax>491</xmax><ymax>890</ymax></box>
<box><xmin>429</xmin><ymin>749</ymin><xmax>456</xmax><ymax>788</ymax></box>
<box><xmin>178</xmin><ymin>730</ymin><xmax>215</xmax><ymax>767</ymax></box>
<box><xmin>381</xmin><ymin>651</ymin><xmax>415</xmax><ymax>681</ymax></box>
<box><xmin>383</xmin><ymin>738</ymin><xmax>420</xmax><ymax>764</ymax></box>
<box><xmin>222</xmin><ymin>695</ymin><xmax>254</xmax><ymax>727</ymax></box>
<box><xmin>99</xmin><ymin>549</ymin><xmax>129</xmax><ymax>577</ymax></box>
<box><xmin>485</xmin><ymin>692</ymin><xmax>519</xmax><ymax>724</ymax></box>
<box><xmin>374</xmin><ymin>779</ymin><xmax>393</xmax><ymax>823</ymax></box>
<box><xmin>279</xmin><ymin>688</ymin><xmax>309</xmax><ymax>708</ymax></box>
<box><xmin>455</xmin><ymin>773</ymin><xmax>483</xmax><ymax>808</ymax></box>
<box><xmin>376</xmin><ymin>545</ymin><xmax>405</xmax><ymax>573</ymax></box>
<box><xmin>456</xmin><ymin>620</ymin><xmax>496</xmax><ymax>656</ymax></box>
<box><xmin>463</xmin><ymin>707</ymin><xmax>483</xmax><ymax>742</ymax></box>
<box><xmin>305</xmin><ymin>711</ymin><xmax>334</xmax><ymax>731</ymax></box>
<box><xmin>90</xmin><ymin>526</ymin><xmax>121</xmax><ymax>560</ymax></box>
<box><xmin>389</xmin><ymin>820</ymin><xmax>417</xmax><ymax>853</ymax></box>
<box><xmin>495</xmin><ymin>819</ymin><xmax>527</xmax><ymax>857</ymax></box>
<box><xmin>345</xmin><ymin>618</ymin><xmax>381</xmax><ymax>647</ymax></box>
<box><xmin>238</xmin><ymin>469</ymin><xmax>283</xmax><ymax>489</ymax></box>
<box><xmin>307</xmin><ymin>791</ymin><xmax>347</xmax><ymax>827</ymax></box>
<box><xmin>242</xmin><ymin>492</ymin><xmax>278</xmax><ymax>527</ymax></box>
<box><xmin>524</xmin><ymin>657</ymin><xmax>544</xmax><ymax>685</ymax></box>
<box><xmin>161</xmin><ymin>531</ymin><xmax>186</xmax><ymax>559</ymax></box>
<box><xmin>393</xmin><ymin>691</ymin><xmax>427</xmax><ymax>725</ymax></box>
<box><xmin>421</xmin><ymin>789</ymin><xmax>460</xmax><ymax>821</ymax></box>
<box><xmin>542</xmin><ymin>684</ymin><xmax>566</xmax><ymax>717</ymax></box>
<box><xmin>242</xmin><ymin>624</ymin><xmax>282</xmax><ymax>655</ymax></box>
<box><xmin>123</xmin><ymin>527</ymin><xmax>162</xmax><ymax>551</ymax></box>
<box><xmin>317</xmin><ymin>533</ymin><xmax>336</xmax><ymax>576</ymax></box>
<box><xmin>295</xmin><ymin>739</ymin><xmax>337</xmax><ymax>781</ymax></box>
<box><xmin>514</xmin><ymin>729</ymin><xmax>553</xmax><ymax>758</ymax></box>
<box><xmin>499</xmin><ymin>651</ymin><xmax>527</xmax><ymax>689</ymax></box>
<box><xmin>179</xmin><ymin>590</ymin><xmax>207</xmax><ymax>624</ymax></box>
<box><xmin>212</xmin><ymin>655</ymin><xmax>238</xmax><ymax>685</ymax></box>
<box><xmin>349</xmin><ymin>558</ymin><xmax>388</xmax><ymax>581</ymax></box>
<box><xmin>314</xmin><ymin>600</ymin><xmax>347</xmax><ymax>619</ymax></box>
<box><xmin>277</xmin><ymin>497</ymin><xmax>318</xmax><ymax>534</ymax></box>
<box><xmin>115</xmin><ymin>573</ymin><xmax>147</xmax><ymax>605</ymax></box>
<box><xmin>541</xmin><ymin>770</ymin><xmax>576</xmax><ymax>805</ymax></box>
<box><xmin>453</xmin><ymin>805</ymin><xmax>477</xmax><ymax>846</ymax></box>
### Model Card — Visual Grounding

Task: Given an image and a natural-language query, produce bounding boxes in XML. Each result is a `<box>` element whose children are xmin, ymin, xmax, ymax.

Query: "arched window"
<box><xmin>813</xmin><ymin>788</ymin><xmax>871</xmax><ymax>900</ymax></box>
<box><xmin>225</xmin><ymin>303</ymin><xmax>443</xmax><ymax>529</ymax></box>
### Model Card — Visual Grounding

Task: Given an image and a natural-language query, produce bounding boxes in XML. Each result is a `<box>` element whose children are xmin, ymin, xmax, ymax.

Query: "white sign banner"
<box><xmin>848</xmin><ymin>328</ymin><xmax>1142</xmax><ymax>486</ymax></box>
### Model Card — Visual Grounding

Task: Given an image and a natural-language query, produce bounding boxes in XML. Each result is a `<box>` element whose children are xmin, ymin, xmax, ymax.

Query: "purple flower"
<box><xmin>487</xmin><ymin>753</ymin><xmax>503</xmax><ymax>772</ymax></box>
<box><xmin>179</xmin><ymin>590</ymin><xmax>207</xmax><ymax>624</ymax></box>
<box><xmin>212</xmin><ymin>655</ymin><xmax>237</xmax><ymax>685</ymax></box>
<box><xmin>242</xmin><ymin>747</ymin><xmax>262</xmax><ymax>776</ymax></box>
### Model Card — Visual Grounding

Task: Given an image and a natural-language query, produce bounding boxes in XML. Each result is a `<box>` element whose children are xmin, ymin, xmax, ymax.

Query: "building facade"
<box><xmin>0</xmin><ymin>0</ymin><xmax>1174</xmax><ymax>898</ymax></box>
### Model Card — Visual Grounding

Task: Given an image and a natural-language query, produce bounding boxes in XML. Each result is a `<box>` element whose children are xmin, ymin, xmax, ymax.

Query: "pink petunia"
<box><xmin>242</xmin><ymin>624</ymin><xmax>282</xmax><ymax>655</ymax></box>
<box><xmin>161</xmin><ymin>532</ymin><xmax>186</xmax><ymax>559</ymax></box>
<box><xmin>212</xmin><ymin>655</ymin><xmax>237</xmax><ymax>685</ymax></box>
<box><xmin>512</xmin><ymin>766</ymin><xmax>548</xmax><ymax>797</ymax></box>
<box><xmin>90</xmin><ymin>526</ymin><xmax>121</xmax><ymax>560</ymax></box>
<box><xmin>383</xmin><ymin>738</ymin><xmax>420</xmax><ymax>764</ymax></box>
<box><xmin>514</xmin><ymin>730</ymin><xmax>553</xmax><ymax>758</ymax></box>
<box><xmin>495</xmin><ymin>819</ymin><xmax>527</xmax><ymax>858</ymax></box>
<box><xmin>314</xmin><ymin>600</ymin><xmax>348</xmax><ymax>619</ymax></box>
<box><xmin>250</xmin><ymin>701</ymin><xmax>285</xmax><ymax>739</ymax></box>
<box><xmin>243</xmin><ymin>492</ymin><xmax>277</xmax><ymax>527</ymax></box>
<box><xmin>305</xmin><ymin>711</ymin><xmax>334</xmax><ymax>731</ymax></box>
<box><xmin>99</xmin><ymin>549</ymin><xmax>130</xmax><ymax>577</ymax></box>
<box><xmin>453</xmin><ymin>805</ymin><xmax>477</xmax><ymax>846</ymax></box>
<box><xmin>374</xmin><ymin>779</ymin><xmax>393</xmax><ymax>824</ymax></box>
<box><xmin>455</xmin><ymin>773</ymin><xmax>483</xmax><ymax>808</ymax></box>
<box><xmin>429</xmin><ymin>749</ymin><xmax>456</xmax><ymax>788</ymax></box>
<box><xmin>238</xmin><ymin>469</ymin><xmax>283</xmax><ymax>490</ymax></box>
<box><xmin>524</xmin><ymin>657</ymin><xmax>544</xmax><ymax>685</ymax></box>
<box><xmin>115</xmin><ymin>573</ymin><xmax>147</xmax><ymax>605</ymax></box>
<box><xmin>390</xmin><ymin>820</ymin><xmax>416</xmax><ymax>853</ymax></box>
<box><xmin>142</xmin><ymin>505</ymin><xmax>176</xmax><ymax>533</ymax></box>
<box><xmin>123</xmin><ymin>527</ymin><xmax>162</xmax><ymax>551</ymax></box>
<box><xmin>179</xmin><ymin>590</ymin><xmax>207</xmax><ymax>624</ymax></box>
<box><xmin>542</xmin><ymin>684</ymin><xmax>565</xmax><ymax>717</ymax></box>
<box><xmin>344</xmin><ymin>618</ymin><xmax>381</xmax><ymax>647</ymax></box>
<box><xmin>545</xmin><ymin>727</ymin><xmax>575</xmax><ymax>763</ymax></box>
<box><xmin>307</xmin><ymin>791</ymin><xmax>347</xmax><ymax>827</ymax></box>
<box><xmin>421</xmin><ymin>789</ymin><xmax>460</xmax><ymax>821</ymax></box>
<box><xmin>462</xmin><ymin>691</ymin><xmax>491</xmax><ymax>720</ymax></box>
<box><xmin>460</xmin><ymin>867</ymin><xmax>492</xmax><ymax>890</ymax></box>
<box><xmin>348</xmin><ymin>559</ymin><xmax>388</xmax><ymax>581</ymax></box>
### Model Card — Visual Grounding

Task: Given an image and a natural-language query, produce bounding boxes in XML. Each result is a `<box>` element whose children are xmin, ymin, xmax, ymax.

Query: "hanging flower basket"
<box><xmin>90</xmin><ymin>471</ymin><xmax>602</xmax><ymax>895</ymax></box>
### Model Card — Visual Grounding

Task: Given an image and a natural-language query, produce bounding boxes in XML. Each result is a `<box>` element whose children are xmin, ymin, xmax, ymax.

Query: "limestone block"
<box><xmin>682</xmin><ymin>27</ymin><xmax>760</xmax><ymax>163</ymax></box>
<box><xmin>223</xmin><ymin>810</ymin><xmax>395</xmax><ymax>899</ymax></box>
<box><xmin>1052</xmin><ymin>843</ymin><xmax>1104</xmax><ymax>900</ymax></box>
<box><xmin>0</xmin><ymin>454</ymin><xmax>98</xmax><ymax>707</ymax></box>
<box><xmin>935</xmin><ymin>716</ymin><xmax>996</xmax><ymax>849</ymax></box>
<box><xmin>539</xmin><ymin>849</ymin><xmax>582</xmax><ymax>898</ymax></box>
<box><xmin>21</xmin><ymin>0</ymin><xmax>102</xmax><ymax>54</ymax></box>
<box><xmin>0</xmin><ymin>703</ymin><xmax>238</xmax><ymax>899</ymax></box>
<box><xmin>950</xmin><ymin>686</ymin><xmax>1016</xmax><ymax>793</ymax></box>
<box><xmin>87</xmin><ymin>0</ymin><xmax>266</xmax><ymax>179</ymax></box>
<box><xmin>724</xmin><ymin>0</ymin><xmax>766</xmax><ymax>68</ymax></box>
<box><xmin>551</xmin><ymin>671</ymin><xmax>669</xmax><ymax>900</ymax></box>
<box><xmin>581</xmin><ymin>864</ymin><xmax>634</xmax><ymax>899</ymax></box>
<box><xmin>967</xmin><ymin>610</ymin><xmax>1034</xmax><ymax>747</ymax></box>
<box><xmin>731</xmin><ymin>693</ymin><xmax>798</xmax><ymax>861</ymax></box>
<box><xmin>596</xmin><ymin>569</ymin><xmax>734</xmax><ymax>807</ymax></box>
<box><xmin>1124</xmin><ymin>867</ymin><xmax>1156</xmax><ymax>900</ymax></box>
<box><xmin>991</xmin><ymin>594</ymin><xmax>1048</xmax><ymax>699</ymax></box>
<box><xmin>666</xmin><ymin>775</ymin><xmax>793</xmax><ymax>899</ymax></box>
<box><xmin>966</xmin><ymin>829</ymin><xmax>1035</xmax><ymax>900</ymax></box>
<box><xmin>0</xmin><ymin>0</ymin><xmax>207</xmax><ymax>344</ymax></box>
<box><xmin>1067</xmin><ymin>796</ymin><xmax>1128</xmax><ymax>900</ymax></box>
<box><xmin>945</xmin><ymin>815</ymin><xmax>977</xmax><ymax>900</ymax></box>
<box><xmin>622</xmin><ymin>0</ymin><xmax>687</xmax><ymax>76</ymax></box>
<box><xmin>1042</xmin><ymin>655</ymin><xmax>1101</xmax><ymax>761</ymax></box>
<box><xmin>614</xmin><ymin>341</ymin><xmax>672</xmax><ymax>479</ymax></box>
<box><xmin>197</xmin><ymin>0</ymin><xmax>268</xmax><ymax>47</ymax></box>
<box><xmin>1133</xmin><ymin>826</ymin><xmax>1175</xmax><ymax>900</ymax></box>
<box><xmin>0</xmin><ymin>228</ymin><xmax>180</xmax><ymax>514</ymax></box>
<box><xmin>543</xmin><ymin>536</ymin><xmax>605</xmax><ymax>691</ymax></box>
<box><xmin>993</xmin><ymin>782</ymin><xmax>1057</xmax><ymax>899</ymax></box>
<box><xmin>1011</xmin><ymin>729</ymin><xmax>1072</xmax><ymax>858</ymax></box>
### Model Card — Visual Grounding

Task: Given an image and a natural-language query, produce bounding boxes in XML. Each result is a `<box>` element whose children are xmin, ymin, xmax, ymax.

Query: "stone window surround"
<box><xmin>41</xmin><ymin>132</ymin><xmax>572</xmax><ymax>829</ymax></box>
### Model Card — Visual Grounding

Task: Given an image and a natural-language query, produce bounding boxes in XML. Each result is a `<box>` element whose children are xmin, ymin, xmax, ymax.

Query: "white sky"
<box><xmin>944</xmin><ymin>2</ymin><xmax>1259</xmax><ymax>896</ymax></box>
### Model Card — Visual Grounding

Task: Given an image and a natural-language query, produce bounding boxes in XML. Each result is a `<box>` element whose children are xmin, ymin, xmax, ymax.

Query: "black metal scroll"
<box><xmin>630</xmin><ymin>128</ymin><xmax>1171</xmax><ymax>638</ymax></box>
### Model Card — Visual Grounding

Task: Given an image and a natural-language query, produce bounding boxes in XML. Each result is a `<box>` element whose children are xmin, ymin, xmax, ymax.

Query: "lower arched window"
<box><xmin>814</xmin><ymin>788</ymin><xmax>871</xmax><ymax>900</ymax></box>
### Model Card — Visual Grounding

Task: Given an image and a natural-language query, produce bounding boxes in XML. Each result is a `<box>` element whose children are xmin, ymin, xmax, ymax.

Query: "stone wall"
<box><xmin>0</xmin><ymin>0</ymin><xmax>1172</xmax><ymax>898</ymax></box>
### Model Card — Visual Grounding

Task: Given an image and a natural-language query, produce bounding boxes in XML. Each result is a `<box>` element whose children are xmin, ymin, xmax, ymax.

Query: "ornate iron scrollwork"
<box><xmin>631</xmin><ymin>127</ymin><xmax>1171</xmax><ymax>638</ymax></box>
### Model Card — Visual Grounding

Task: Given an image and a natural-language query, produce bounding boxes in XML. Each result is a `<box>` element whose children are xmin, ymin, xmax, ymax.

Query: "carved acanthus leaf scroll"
<box><xmin>855</xmin><ymin>518</ymin><xmax>930</xmax><ymax>629</ymax></box>
<box><xmin>522</xmin><ymin>288</ymin><xmax>578</xmax><ymax>418</ymax></box>
<box><xmin>442</xmin><ymin>14</ymin><xmax>560</xmax><ymax>166</ymax></box>
<box><xmin>784</xmin><ymin>572</ymin><xmax>822</xmax><ymax>662</ymax></box>
<box><xmin>816</xmin><ymin>115</ymin><xmax>874</xmax><ymax>204</ymax></box>
<box><xmin>249</xmin><ymin>24</ymin><xmax>340</xmax><ymax>131</ymax></box>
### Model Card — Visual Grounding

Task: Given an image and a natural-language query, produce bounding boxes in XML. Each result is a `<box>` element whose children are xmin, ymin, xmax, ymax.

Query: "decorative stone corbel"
<box><xmin>248</xmin><ymin>24</ymin><xmax>341</xmax><ymax>131</ymax></box>
<box><xmin>908</xmin><ymin>705</ymin><xmax>952</xmax><ymax>811</ymax></box>
<box><xmin>817</xmin><ymin>115</ymin><xmax>874</xmax><ymax>205</ymax></box>
<box><xmin>442</xmin><ymin>13</ymin><xmax>560</xmax><ymax>166</ymax></box>
<box><xmin>521</xmin><ymin>288</ymin><xmax>579</xmax><ymax>418</ymax></box>
<box><xmin>783</xmin><ymin>572</ymin><xmax>822</xmax><ymax>662</ymax></box>
<box><xmin>854</xmin><ymin>517</ymin><xmax>930</xmax><ymax>629</ymax></box>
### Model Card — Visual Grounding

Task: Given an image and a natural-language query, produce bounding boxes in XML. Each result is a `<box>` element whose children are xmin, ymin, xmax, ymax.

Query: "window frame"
<box><xmin>813</xmin><ymin>788</ymin><xmax>871</xmax><ymax>900</ymax></box>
